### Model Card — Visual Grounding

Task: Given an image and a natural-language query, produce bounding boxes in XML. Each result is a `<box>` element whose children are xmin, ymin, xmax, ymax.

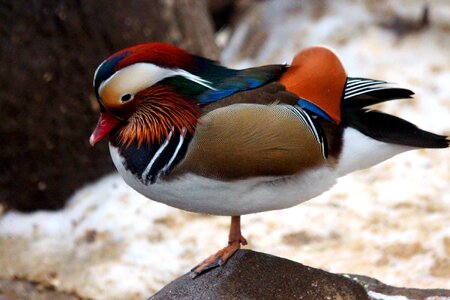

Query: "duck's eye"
<box><xmin>120</xmin><ymin>93</ymin><xmax>133</xmax><ymax>102</ymax></box>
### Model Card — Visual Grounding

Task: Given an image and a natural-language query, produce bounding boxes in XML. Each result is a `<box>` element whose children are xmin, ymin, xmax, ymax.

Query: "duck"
<box><xmin>89</xmin><ymin>42</ymin><xmax>449</xmax><ymax>276</ymax></box>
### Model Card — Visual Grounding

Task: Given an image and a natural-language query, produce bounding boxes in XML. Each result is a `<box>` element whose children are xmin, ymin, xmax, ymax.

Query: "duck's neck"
<box><xmin>110</xmin><ymin>84</ymin><xmax>198</xmax><ymax>184</ymax></box>
<box><xmin>111</xmin><ymin>127</ymin><xmax>193</xmax><ymax>185</ymax></box>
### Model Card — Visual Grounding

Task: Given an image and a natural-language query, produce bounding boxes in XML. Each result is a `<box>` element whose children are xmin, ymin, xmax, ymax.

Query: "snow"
<box><xmin>1</xmin><ymin>1</ymin><xmax>449</xmax><ymax>299</ymax></box>
<box><xmin>368</xmin><ymin>291</ymin><xmax>409</xmax><ymax>300</ymax></box>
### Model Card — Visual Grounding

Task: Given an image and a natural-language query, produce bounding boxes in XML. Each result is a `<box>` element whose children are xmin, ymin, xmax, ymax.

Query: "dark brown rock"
<box><xmin>0</xmin><ymin>0</ymin><xmax>219</xmax><ymax>212</ymax></box>
<box><xmin>150</xmin><ymin>249</ymin><xmax>450</xmax><ymax>299</ymax></box>
<box><xmin>150</xmin><ymin>249</ymin><xmax>368</xmax><ymax>300</ymax></box>
<box><xmin>348</xmin><ymin>274</ymin><xmax>450</xmax><ymax>300</ymax></box>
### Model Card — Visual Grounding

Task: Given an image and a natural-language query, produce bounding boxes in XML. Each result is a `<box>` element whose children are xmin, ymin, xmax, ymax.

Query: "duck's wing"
<box><xmin>173</xmin><ymin>103</ymin><xmax>328</xmax><ymax>180</ymax></box>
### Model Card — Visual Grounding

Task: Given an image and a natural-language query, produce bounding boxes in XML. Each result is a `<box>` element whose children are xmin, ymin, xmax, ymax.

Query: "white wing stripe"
<box><xmin>287</xmin><ymin>106</ymin><xmax>315</xmax><ymax>137</ymax></box>
<box><xmin>344</xmin><ymin>86</ymin><xmax>393</xmax><ymax>99</ymax></box>
<box><xmin>345</xmin><ymin>81</ymin><xmax>385</xmax><ymax>92</ymax></box>
<box><xmin>286</xmin><ymin>105</ymin><xmax>327</xmax><ymax>158</ymax></box>
<box><xmin>345</xmin><ymin>84</ymin><xmax>387</xmax><ymax>96</ymax></box>
<box><xmin>346</xmin><ymin>79</ymin><xmax>383</xmax><ymax>87</ymax></box>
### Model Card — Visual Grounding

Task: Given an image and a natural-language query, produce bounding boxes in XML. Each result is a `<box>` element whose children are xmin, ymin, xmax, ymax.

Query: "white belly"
<box><xmin>109</xmin><ymin>128</ymin><xmax>412</xmax><ymax>216</ymax></box>
<box><xmin>110</xmin><ymin>145</ymin><xmax>337</xmax><ymax>215</ymax></box>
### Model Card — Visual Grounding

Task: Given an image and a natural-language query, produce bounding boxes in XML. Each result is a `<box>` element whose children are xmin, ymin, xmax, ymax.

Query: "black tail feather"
<box><xmin>341</xmin><ymin>78</ymin><xmax>448</xmax><ymax>149</ymax></box>
<box><xmin>342</xmin><ymin>108</ymin><xmax>449</xmax><ymax>149</ymax></box>
<box><xmin>343</xmin><ymin>88</ymin><xmax>414</xmax><ymax>108</ymax></box>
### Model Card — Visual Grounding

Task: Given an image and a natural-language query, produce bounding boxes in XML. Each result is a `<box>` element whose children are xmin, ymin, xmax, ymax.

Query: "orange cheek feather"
<box><xmin>115</xmin><ymin>85</ymin><xmax>200</xmax><ymax>148</ymax></box>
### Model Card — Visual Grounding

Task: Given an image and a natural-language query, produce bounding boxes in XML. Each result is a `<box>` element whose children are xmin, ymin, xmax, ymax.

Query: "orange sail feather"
<box><xmin>280</xmin><ymin>46</ymin><xmax>347</xmax><ymax>124</ymax></box>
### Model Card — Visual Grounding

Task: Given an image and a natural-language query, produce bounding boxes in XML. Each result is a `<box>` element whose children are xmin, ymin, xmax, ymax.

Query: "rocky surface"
<box><xmin>150</xmin><ymin>250</ymin><xmax>450</xmax><ymax>300</ymax></box>
<box><xmin>150</xmin><ymin>250</ymin><xmax>368</xmax><ymax>300</ymax></box>
<box><xmin>349</xmin><ymin>274</ymin><xmax>450</xmax><ymax>300</ymax></box>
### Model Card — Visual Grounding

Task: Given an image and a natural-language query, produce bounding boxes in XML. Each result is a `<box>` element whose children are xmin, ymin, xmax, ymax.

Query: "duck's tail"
<box><xmin>341</xmin><ymin>80</ymin><xmax>449</xmax><ymax>149</ymax></box>
<box><xmin>279</xmin><ymin>46</ymin><xmax>448</xmax><ymax>149</ymax></box>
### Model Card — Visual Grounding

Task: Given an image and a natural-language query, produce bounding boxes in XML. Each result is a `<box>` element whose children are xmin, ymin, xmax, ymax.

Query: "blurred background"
<box><xmin>0</xmin><ymin>0</ymin><xmax>449</xmax><ymax>299</ymax></box>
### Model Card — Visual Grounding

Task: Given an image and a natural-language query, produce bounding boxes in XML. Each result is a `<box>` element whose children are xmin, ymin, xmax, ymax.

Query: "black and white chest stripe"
<box><xmin>117</xmin><ymin>128</ymin><xmax>192</xmax><ymax>185</ymax></box>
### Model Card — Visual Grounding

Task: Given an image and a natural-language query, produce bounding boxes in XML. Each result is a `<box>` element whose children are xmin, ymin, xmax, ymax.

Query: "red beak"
<box><xmin>89</xmin><ymin>112</ymin><xmax>121</xmax><ymax>146</ymax></box>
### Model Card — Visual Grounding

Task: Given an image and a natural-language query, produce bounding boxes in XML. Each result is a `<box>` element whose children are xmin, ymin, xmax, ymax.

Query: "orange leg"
<box><xmin>191</xmin><ymin>216</ymin><xmax>247</xmax><ymax>277</ymax></box>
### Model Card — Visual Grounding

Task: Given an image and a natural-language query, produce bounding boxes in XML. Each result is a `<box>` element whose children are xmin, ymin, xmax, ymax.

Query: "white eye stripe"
<box><xmin>98</xmin><ymin>62</ymin><xmax>214</xmax><ymax>99</ymax></box>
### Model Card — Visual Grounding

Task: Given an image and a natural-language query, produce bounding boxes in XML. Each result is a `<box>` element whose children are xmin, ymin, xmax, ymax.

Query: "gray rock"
<box><xmin>347</xmin><ymin>274</ymin><xmax>450</xmax><ymax>300</ymax></box>
<box><xmin>150</xmin><ymin>249</ymin><xmax>368</xmax><ymax>300</ymax></box>
<box><xmin>151</xmin><ymin>249</ymin><xmax>450</xmax><ymax>300</ymax></box>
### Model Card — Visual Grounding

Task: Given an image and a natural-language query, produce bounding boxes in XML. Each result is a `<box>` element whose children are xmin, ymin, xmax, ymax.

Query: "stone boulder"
<box><xmin>150</xmin><ymin>250</ymin><xmax>367</xmax><ymax>300</ymax></box>
<box><xmin>150</xmin><ymin>250</ymin><xmax>450</xmax><ymax>300</ymax></box>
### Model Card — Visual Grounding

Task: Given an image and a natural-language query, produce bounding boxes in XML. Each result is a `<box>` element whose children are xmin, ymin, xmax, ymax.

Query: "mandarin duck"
<box><xmin>90</xmin><ymin>42</ymin><xmax>449</xmax><ymax>276</ymax></box>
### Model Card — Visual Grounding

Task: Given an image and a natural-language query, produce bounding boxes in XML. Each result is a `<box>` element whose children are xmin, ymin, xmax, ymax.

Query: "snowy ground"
<box><xmin>1</xmin><ymin>1</ymin><xmax>449</xmax><ymax>299</ymax></box>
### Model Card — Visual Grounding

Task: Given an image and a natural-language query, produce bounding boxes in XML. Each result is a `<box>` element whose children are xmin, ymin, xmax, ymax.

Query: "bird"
<box><xmin>89</xmin><ymin>42</ymin><xmax>449</xmax><ymax>276</ymax></box>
